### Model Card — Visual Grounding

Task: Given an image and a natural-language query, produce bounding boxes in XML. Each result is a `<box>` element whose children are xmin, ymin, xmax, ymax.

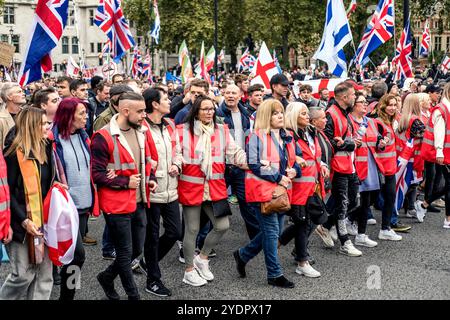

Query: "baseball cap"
<box><xmin>109</xmin><ymin>84</ymin><xmax>134</xmax><ymax>97</ymax></box>
<box><xmin>425</xmin><ymin>84</ymin><xmax>442</xmax><ymax>94</ymax></box>
<box><xmin>270</xmin><ymin>74</ymin><xmax>289</xmax><ymax>86</ymax></box>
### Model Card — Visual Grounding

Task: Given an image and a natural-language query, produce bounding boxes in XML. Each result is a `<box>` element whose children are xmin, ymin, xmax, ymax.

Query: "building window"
<box><xmin>1</xmin><ymin>34</ymin><xmax>8</xmax><ymax>43</ymax></box>
<box><xmin>68</xmin><ymin>9</ymin><xmax>75</xmax><ymax>26</ymax></box>
<box><xmin>11</xmin><ymin>35</ymin><xmax>19</xmax><ymax>53</ymax></box>
<box><xmin>434</xmin><ymin>36</ymin><xmax>441</xmax><ymax>51</ymax></box>
<box><xmin>89</xmin><ymin>9</ymin><xmax>94</xmax><ymax>26</ymax></box>
<box><xmin>72</xmin><ymin>37</ymin><xmax>79</xmax><ymax>54</ymax></box>
<box><xmin>3</xmin><ymin>7</ymin><xmax>15</xmax><ymax>24</ymax></box>
<box><xmin>90</xmin><ymin>42</ymin><xmax>95</xmax><ymax>53</ymax></box>
<box><xmin>62</xmin><ymin>36</ymin><xmax>69</xmax><ymax>54</ymax></box>
<box><xmin>97</xmin><ymin>43</ymin><xmax>103</xmax><ymax>53</ymax></box>
<box><xmin>129</xmin><ymin>20</ymin><xmax>134</xmax><ymax>28</ymax></box>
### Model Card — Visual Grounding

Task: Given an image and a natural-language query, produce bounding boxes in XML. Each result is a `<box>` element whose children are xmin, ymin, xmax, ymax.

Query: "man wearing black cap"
<box><xmin>93</xmin><ymin>84</ymin><xmax>134</xmax><ymax>132</ymax></box>
<box><xmin>263</xmin><ymin>73</ymin><xmax>290</xmax><ymax>108</ymax></box>
<box><xmin>425</xmin><ymin>84</ymin><xmax>442</xmax><ymax>107</ymax></box>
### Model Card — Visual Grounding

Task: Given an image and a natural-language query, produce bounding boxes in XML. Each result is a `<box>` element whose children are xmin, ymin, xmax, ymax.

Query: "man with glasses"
<box><xmin>174</xmin><ymin>79</ymin><xmax>210</xmax><ymax>125</ymax></box>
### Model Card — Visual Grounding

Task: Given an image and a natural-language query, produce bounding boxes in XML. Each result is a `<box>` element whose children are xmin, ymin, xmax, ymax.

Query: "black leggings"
<box><xmin>424</xmin><ymin>162</ymin><xmax>444</xmax><ymax>204</ymax></box>
<box><xmin>381</xmin><ymin>175</ymin><xmax>395</xmax><ymax>230</ymax></box>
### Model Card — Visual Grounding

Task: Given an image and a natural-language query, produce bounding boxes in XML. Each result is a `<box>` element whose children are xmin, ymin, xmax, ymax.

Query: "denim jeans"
<box><xmin>226</xmin><ymin>166</ymin><xmax>260</xmax><ymax>240</ymax></box>
<box><xmin>144</xmin><ymin>200</ymin><xmax>182</xmax><ymax>283</ymax></box>
<box><xmin>101</xmin><ymin>203</ymin><xmax>147</xmax><ymax>298</ymax></box>
<box><xmin>239</xmin><ymin>203</ymin><xmax>285</xmax><ymax>279</ymax></box>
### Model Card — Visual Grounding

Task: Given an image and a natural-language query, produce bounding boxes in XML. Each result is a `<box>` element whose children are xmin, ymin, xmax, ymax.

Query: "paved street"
<box><xmin>1</xmin><ymin>204</ymin><xmax>450</xmax><ymax>300</ymax></box>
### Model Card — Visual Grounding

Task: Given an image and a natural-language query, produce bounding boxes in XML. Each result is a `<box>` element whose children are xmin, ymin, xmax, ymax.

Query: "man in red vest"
<box><xmin>91</xmin><ymin>92</ymin><xmax>157</xmax><ymax>300</ymax></box>
<box><xmin>322</xmin><ymin>81</ymin><xmax>362</xmax><ymax>257</ymax></box>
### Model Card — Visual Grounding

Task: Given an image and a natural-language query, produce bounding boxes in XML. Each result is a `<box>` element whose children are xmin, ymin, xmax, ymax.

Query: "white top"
<box><xmin>231</xmin><ymin>110</ymin><xmax>245</xmax><ymax>150</ymax></box>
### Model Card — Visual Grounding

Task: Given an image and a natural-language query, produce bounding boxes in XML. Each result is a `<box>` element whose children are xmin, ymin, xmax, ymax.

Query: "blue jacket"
<box><xmin>174</xmin><ymin>102</ymin><xmax>192</xmax><ymax>125</ymax></box>
<box><xmin>215</xmin><ymin>102</ymin><xmax>251</xmax><ymax>140</ymax></box>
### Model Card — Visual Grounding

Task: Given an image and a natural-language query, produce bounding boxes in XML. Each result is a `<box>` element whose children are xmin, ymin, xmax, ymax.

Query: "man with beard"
<box><xmin>91</xmin><ymin>92</ymin><xmax>157</xmax><ymax>300</ymax></box>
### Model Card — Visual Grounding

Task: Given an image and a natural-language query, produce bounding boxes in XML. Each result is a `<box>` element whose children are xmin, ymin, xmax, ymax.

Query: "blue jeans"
<box><xmin>239</xmin><ymin>204</ymin><xmax>285</xmax><ymax>279</ymax></box>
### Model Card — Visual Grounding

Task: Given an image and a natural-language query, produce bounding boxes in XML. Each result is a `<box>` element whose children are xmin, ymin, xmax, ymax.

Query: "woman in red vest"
<box><xmin>278</xmin><ymin>102</ymin><xmax>327</xmax><ymax>278</ymax></box>
<box><xmin>368</xmin><ymin>94</ymin><xmax>405</xmax><ymax>240</ymax></box>
<box><xmin>0</xmin><ymin>149</ymin><xmax>12</xmax><ymax>262</ymax></box>
<box><xmin>421</xmin><ymin>83</ymin><xmax>450</xmax><ymax>229</ymax></box>
<box><xmin>233</xmin><ymin>99</ymin><xmax>301</xmax><ymax>289</ymax></box>
<box><xmin>178</xmin><ymin>95</ymin><xmax>247</xmax><ymax>287</ymax></box>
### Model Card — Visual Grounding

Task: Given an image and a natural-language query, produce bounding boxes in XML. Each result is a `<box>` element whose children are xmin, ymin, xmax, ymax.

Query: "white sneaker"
<box><xmin>339</xmin><ymin>240</ymin><xmax>362</xmax><ymax>257</ymax></box>
<box><xmin>367</xmin><ymin>218</ymin><xmax>377</xmax><ymax>225</ymax></box>
<box><xmin>355</xmin><ymin>234</ymin><xmax>378</xmax><ymax>248</ymax></box>
<box><xmin>416</xmin><ymin>209</ymin><xmax>425</xmax><ymax>223</ymax></box>
<box><xmin>183</xmin><ymin>269</ymin><xmax>207</xmax><ymax>287</ymax></box>
<box><xmin>296</xmin><ymin>262</ymin><xmax>321</xmax><ymax>278</ymax></box>
<box><xmin>433</xmin><ymin>198</ymin><xmax>446</xmax><ymax>208</ymax></box>
<box><xmin>345</xmin><ymin>218</ymin><xmax>358</xmax><ymax>236</ymax></box>
<box><xmin>314</xmin><ymin>225</ymin><xmax>334</xmax><ymax>248</ymax></box>
<box><xmin>193</xmin><ymin>255</ymin><xmax>214</xmax><ymax>281</ymax></box>
<box><xmin>405</xmin><ymin>209</ymin><xmax>417</xmax><ymax>219</ymax></box>
<box><xmin>329</xmin><ymin>226</ymin><xmax>338</xmax><ymax>242</ymax></box>
<box><xmin>414</xmin><ymin>201</ymin><xmax>427</xmax><ymax>220</ymax></box>
<box><xmin>443</xmin><ymin>219</ymin><xmax>450</xmax><ymax>229</ymax></box>
<box><xmin>378</xmin><ymin>229</ymin><xmax>402</xmax><ymax>241</ymax></box>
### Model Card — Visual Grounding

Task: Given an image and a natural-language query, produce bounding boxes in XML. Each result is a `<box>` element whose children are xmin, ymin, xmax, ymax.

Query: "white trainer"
<box><xmin>355</xmin><ymin>234</ymin><xmax>378</xmax><ymax>248</ymax></box>
<box><xmin>345</xmin><ymin>218</ymin><xmax>358</xmax><ymax>236</ymax></box>
<box><xmin>183</xmin><ymin>269</ymin><xmax>207</xmax><ymax>287</ymax></box>
<box><xmin>193</xmin><ymin>255</ymin><xmax>214</xmax><ymax>281</ymax></box>
<box><xmin>443</xmin><ymin>219</ymin><xmax>450</xmax><ymax>229</ymax></box>
<box><xmin>339</xmin><ymin>240</ymin><xmax>362</xmax><ymax>257</ymax></box>
<box><xmin>367</xmin><ymin>218</ymin><xmax>377</xmax><ymax>225</ymax></box>
<box><xmin>405</xmin><ymin>209</ymin><xmax>417</xmax><ymax>219</ymax></box>
<box><xmin>416</xmin><ymin>209</ymin><xmax>425</xmax><ymax>223</ymax></box>
<box><xmin>315</xmin><ymin>225</ymin><xmax>334</xmax><ymax>248</ymax></box>
<box><xmin>378</xmin><ymin>229</ymin><xmax>402</xmax><ymax>241</ymax></box>
<box><xmin>296</xmin><ymin>262</ymin><xmax>321</xmax><ymax>278</ymax></box>
<box><xmin>433</xmin><ymin>199</ymin><xmax>446</xmax><ymax>208</ymax></box>
<box><xmin>414</xmin><ymin>201</ymin><xmax>427</xmax><ymax>220</ymax></box>
<box><xmin>329</xmin><ymin>226</ymin><xmax>338</xmax><ymax>242</ymax></box>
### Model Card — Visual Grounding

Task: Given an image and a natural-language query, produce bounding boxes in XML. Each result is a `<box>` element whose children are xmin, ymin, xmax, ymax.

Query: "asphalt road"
<box><xmin>1</xmin><ymin>203</ymin><xmax>450</xmax><ymax>301</ymax></box>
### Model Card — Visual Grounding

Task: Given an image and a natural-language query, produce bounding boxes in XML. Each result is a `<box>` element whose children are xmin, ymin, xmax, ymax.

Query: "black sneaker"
<box><xmin>390</xmin><ymin>222</ymin><xmax>412</xmax><ymax>233</ymax></box>
<box><xmin>102</xmin><ymin>251</ymin><xmax>116</xmax><ymax>261</ymax></box>
<box><xmin>145</xmin><ymin>281</ymin><xmax>172</xmax><ymax>297</ymax></box>
<box><xmin>139</xmin><ymin>258</ymin><xmax>148</xmax><ymax>276</ymax></box>
<box><xmin>233</xmin><ymin>250</ymin><xmax>246</xmax><ymax>278</ymax></box>
<box><xmin>427</xmin><ymin>204</ymin><xmax>440</xmax><ymax>213</ymax></box>
<box><xmin>267</xmin><ymin>275</ymin><xmax>295</xmax><ymax>288</ymax></box>
<box><xmin>208</xmin><ymin>249</ymin><xmax>217</xmax><ymax>258</ymax></box>
<box><xmin>97</xmin><ymin>272</ymin><xmax>120</xmax><ymax>300</ymax></box>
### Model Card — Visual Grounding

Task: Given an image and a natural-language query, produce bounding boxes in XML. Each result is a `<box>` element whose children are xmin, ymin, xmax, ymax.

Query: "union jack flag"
<box><xmin>95</xmin><ymin>0</ymin><xmax>135</xmax><ymax>61</ymax></box>
<box><xmin>237</xmin><ymin>47</ymin><xmax>256</xmax><ymax>72</ymax></box>
<box><xmin>142</xmin><ymin>53</ymin><xmax>151</xmax><ymax>79</ymax></box>
<box><xmin>419</xmin><ymin>19</ymin><xmax>431</xmax><ymax>57</ymax></box>
<box><xmin>393</xmin><ymin>16</ymin><xmax>413</xmax><ymax>82</ymax></box>
<box><xmin>19</xmin><ymin>0</ymin><xmax>70</xmax><ymax>86</ymax></box>
<box><xmin>354</xmin><ymin>0</ymin><xmax>394</xmax><ymax>66</ymax></box>
<box><xmin>131</xmin><ymin>48</ymin><xmax>142</xmax><ymax>78</ymax></box>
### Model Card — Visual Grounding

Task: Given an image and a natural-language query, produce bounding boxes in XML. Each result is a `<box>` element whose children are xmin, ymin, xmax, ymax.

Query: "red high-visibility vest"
<box><xmin>373</xmin><ymin>118</ymin><xmax>397</xmax><ymax>176</ymax></box>
<box><xmin>177</xmin><ymin>123</ymin><xmax>230</xmax><ymax>206</ymax></box>
<box><xmin>245</xmin><ymin>129</ymin><xmax>297</xmax><ymax>203</ymax></box>
<box><xmin>143</xmin><ymin>117</ymin><xmax>177</xmax><ymax>166</ymax></box>
<box><xmin>291</xmin><ymin>130</ymin><xmax>325</xmax><ymax>206</ymax></box>
<box><xmin>396</xmin><ymin>116</ymin><xmax>424</xmax><ymax>178</ymax></box>
<box><xmin>421</xmin><ymin>103</ymin><xmax>450</xmax><ymax>164</ymax></box>
<box><xmin>326</xmin><ymin>105</ymin><xmax>354</xmax><ymax>174</ymax></box>
<box><xmin>0</xmin><ymin>151</ymin><xmax>10</xmax><ymax>240</ymax></box>
<box><xmin>94</xmin><ymin>126</ymin><xmax>153</xmax><ymax>214</ymax></box>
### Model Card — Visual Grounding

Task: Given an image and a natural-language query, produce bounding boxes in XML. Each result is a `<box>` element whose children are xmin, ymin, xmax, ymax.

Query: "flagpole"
<box><xmin>214</xmin><ymin>0</ymin><xmax>218</xmax><ymax>81</ymax></box>
<box><xmin>72</xmin><ymin>0</ymin><xmax>85</xmax><ymax>78</ymax></box>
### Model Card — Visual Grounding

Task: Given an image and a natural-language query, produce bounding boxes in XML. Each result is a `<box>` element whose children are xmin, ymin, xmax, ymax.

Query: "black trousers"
<box><xmin>144</xmin><ymin>200</ymin><xmax>182</xmax><ymax>284</ymax></box>
<box><xmin>424</xmin><ymin>161</ymin><xmax>444</xmax><ymax>204</ymax></box>
<box><xmin>279</xmin><ymin>206</ymin><xmax>309</xmax><ymax>262</ymax></box>
<box><xmin>59</xmin><ymin>229</ymin><xmax>85</xmax><ymax>300</ymax></box>
<box><xmin>102</xmin><ymin>203</ymin><xmax>147</xmax><ymax>298</ymax></box>
<box><xmin>380</xmin><ymin>175</ymin><xmax>395</xmax><ymax>230</ymax></box>
<box><xmin>442</xmin><ymin>166</ymin><xmax>450</xmax><ymax>217</ymax></box>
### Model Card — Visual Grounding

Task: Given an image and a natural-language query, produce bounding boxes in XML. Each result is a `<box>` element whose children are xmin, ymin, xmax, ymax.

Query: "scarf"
<box><xmin>17</xmin><ymin>150</ymin><xmax>43</xmax><ymax>228</ymax></box>
<box><xmin>194</xmin><ymin>120</ymin><xmax>215</xmax><ymax>179</ymax></box>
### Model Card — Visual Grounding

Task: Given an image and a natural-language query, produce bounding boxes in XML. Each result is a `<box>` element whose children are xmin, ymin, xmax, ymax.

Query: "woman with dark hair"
<box><xmin>51</xmin><ymin>97</ymin><xmax>100</xmax><ymax>300</ymax></box>
<box><xmin>178</xmin><ymin>95</ymin><xmax>247</xmax><ymax>287</ymax></box>
<box><xmin>0</xmin><ymin>107</ymin><xmax>54</xmax><ymax>299</ymax></box>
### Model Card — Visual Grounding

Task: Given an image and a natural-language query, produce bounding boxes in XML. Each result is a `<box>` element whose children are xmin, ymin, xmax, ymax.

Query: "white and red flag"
<box><xmin>250</xmin><ymin>42</ymin><xmax>280</xmax><ymax>90</ymax></box>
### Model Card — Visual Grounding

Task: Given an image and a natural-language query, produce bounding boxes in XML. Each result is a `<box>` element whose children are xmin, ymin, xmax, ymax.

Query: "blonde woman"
<box><xmin>233</xmin><ymin>99</ymin><xmax>301</xmax><ymax>288</ymax></box>
<box><xmin>0</xmin><ymin>107</ymin><xmax>54</xmax><ymax>300</ymax></box>
<box><xmin>417</xmin><ymin>92</ymin><xmax>431</xmax><ymax>125</ymax></box>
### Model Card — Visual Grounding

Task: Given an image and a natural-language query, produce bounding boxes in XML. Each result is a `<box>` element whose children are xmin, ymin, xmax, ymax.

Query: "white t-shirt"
<box><xmin>231</xmin><ymin>110</ymin><xmax>245</xmax><ymax>150</ymax></box>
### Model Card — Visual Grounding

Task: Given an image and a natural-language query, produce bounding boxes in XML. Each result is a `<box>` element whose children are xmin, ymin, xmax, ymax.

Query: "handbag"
<box><xmin>306</xmin><ymin>193</ymin><xmax>328</xmax><ymax>225</ymax></box>
<box><xmin>28</xmin><ymin>232</ymin><xmax>45</xmax><ymax>265</ymax></box>
<box><xmin>261</xmin><ymin>185</ymin><xmax>291</xmax><ymax>215</ymax></box>
<box><xmin>212</xmin><ymin>198</ymin><xmax>232</xmax><ymax>218</ymax></box>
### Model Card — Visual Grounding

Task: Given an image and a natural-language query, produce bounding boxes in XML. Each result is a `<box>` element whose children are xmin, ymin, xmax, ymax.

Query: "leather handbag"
<box><xmin>261</xmin><ymin>185</ymin><xmax>291</xmax><ymax>215</ymax></box>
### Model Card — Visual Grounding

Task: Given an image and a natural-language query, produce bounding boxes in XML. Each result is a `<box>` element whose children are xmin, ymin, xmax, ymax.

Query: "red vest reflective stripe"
<box><xmin>177</xmin><ymin>123</ymin><xmax>230</xmax><ymax>206</ymax></box>
<box><xmin>349</xmin><ymin>116</ymin><xmax>376</xmax><ymax>181</ymax></box>
<box><xmin>0</xmin><ymin>152</ymin><xmax>10</xmax><ymax>240</ymax></box>
<box><xmin>421</xmin><ymin>103</ymin><xmax>450</xmax><ymax>164</ymax></box>
<box><xmin>94</xmin><ymin>127</ymin><xmax>152</xmax><ymax>214</ymax></box>
<box><xmin>144</xmin><ymin>118</ymin><xmax>177</xmax><ymax>165</ymax></box>
<box><xmin>291</xmin><ymin>133</ymin><xmax>325</xmax><ymax>205</ymax></box>
<box><xmin>245</xmin><ymin>130</ymin><xmax>297</xmax><ymax>203</ymax></box>
<box><xmin>326</xmin><ymin>105</ymin><xmax>354</xmax><ymax>174</ymax></box>
<box><xmin>396</xmin><ymin>116</ymin><xmax>424</xmax><ymax>176</ymax></box>
<box><xmin>373</xmin><ymin>118</ymin><xmax>397</xmax><ymax>176</ymax></box>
